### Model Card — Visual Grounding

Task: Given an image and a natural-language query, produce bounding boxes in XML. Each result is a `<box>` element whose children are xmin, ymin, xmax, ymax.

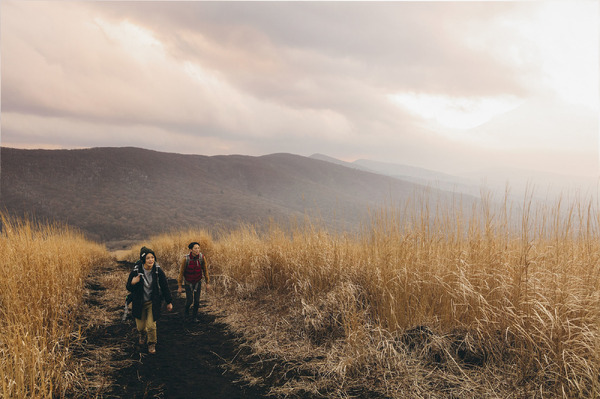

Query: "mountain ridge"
<box><xmin>1</xmin><ymin>146</ymin><xmax>465</xmax><ymax>248</ymax></box>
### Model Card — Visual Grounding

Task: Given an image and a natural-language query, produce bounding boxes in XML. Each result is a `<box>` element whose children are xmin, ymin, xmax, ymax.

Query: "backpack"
<box><xmin>122</xmin><ymin>262</ymin><xmax>163</xmax><ymax>321</ymax></box>
<box><xmin>184</xmin><ymin>253</ymin><xmax>205</xmax><ymax>267</ymax></box>
<box><xmin>183</xmin><ymin>253</ymin><xmax>205</xmax><ymax>283</ymax></box>
<box><xmin>122</xmin><ymin>293</ymin><xmax>133</xmax><ymax>321</ymax></box>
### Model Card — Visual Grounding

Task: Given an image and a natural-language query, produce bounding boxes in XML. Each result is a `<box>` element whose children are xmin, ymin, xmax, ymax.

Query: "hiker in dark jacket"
<box><xmin>177</xmin><ymin>242</ymin><xmax>210</xmax><ymax>322</ymax></box>
<box><xmin>126</xmin><ymin>248</ymin><xmax>173</xmax><ymax>354</ymax></box>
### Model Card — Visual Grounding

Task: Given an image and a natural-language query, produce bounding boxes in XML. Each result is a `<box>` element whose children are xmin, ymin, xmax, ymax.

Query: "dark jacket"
<box><xmin>126</xmin><ymin>262</ymin><xmax>173</xmax><ymax>321</ymax></box>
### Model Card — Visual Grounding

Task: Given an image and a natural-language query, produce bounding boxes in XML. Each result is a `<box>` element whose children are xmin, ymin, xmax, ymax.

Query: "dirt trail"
<box><xmin>81</xmin><ymin>261</ymin><xmax>271</xmax><ymax>399</ymax></box>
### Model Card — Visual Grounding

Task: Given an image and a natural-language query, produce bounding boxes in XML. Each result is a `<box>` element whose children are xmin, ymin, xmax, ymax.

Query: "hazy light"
<box><xmin>537</xmin><ymin>2</ymin><xmax>598</xmax><ymax>110</ymax></box>
<box><xmin>94</xmin><ymin>17</ymin><xmax>165</xmax><ymax>61</ymax></box>
<box><xmin>388</xmin><ymin>93</ymin><xmax>522</xmax><ymax>130</ymax></box>
<box><xmin>502</xmin><ymin>2</ymin><xmax>599</xmax><ymax>110</ymax></box>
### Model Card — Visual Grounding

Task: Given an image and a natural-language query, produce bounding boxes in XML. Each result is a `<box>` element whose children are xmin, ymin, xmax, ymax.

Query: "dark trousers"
<box><xmin>184</xmin><ymin>282</ymin><xmax>202</xmax><ymax>317</ymax></box>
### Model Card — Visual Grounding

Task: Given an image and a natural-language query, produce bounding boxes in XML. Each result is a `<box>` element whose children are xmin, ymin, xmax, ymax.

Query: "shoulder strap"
<box><xmin>154</xmin><ymin>264</ymin><xmax>162</xmax><ymax>297</ymax></box>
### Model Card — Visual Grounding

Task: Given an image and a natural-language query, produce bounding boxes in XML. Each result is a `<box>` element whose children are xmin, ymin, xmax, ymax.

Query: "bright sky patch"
<box><xmin>388</xmin><ymin>93</ymin><xmax>522</xmax><ymax>130</ymax></box>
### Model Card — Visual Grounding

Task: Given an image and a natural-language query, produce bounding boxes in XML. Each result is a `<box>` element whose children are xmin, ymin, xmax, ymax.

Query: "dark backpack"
<box><xmin>183</xmin><ymin>253</ymin><xmax>205</xmax><ymax>282</ymax></box>
<box><xmin>184</xmin><ymin>253</ymin><xmax>205</xmax><ymax>267</ymax></box>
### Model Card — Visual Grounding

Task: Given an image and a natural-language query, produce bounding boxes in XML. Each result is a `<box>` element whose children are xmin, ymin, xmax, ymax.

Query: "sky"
<box><xmin>1</xmin><ymin>1</ymin><xmax>599</xmax><ymax>178</ymax></box>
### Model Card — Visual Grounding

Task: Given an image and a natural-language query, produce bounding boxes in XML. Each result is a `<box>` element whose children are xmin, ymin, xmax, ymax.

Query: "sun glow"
<box><xmin>94</xmin><ymin>17</ymin><xmax>165</xmax><ymax>61</ymax></box>
<box><xmin>388</xmin><ymin>93</ymin><xmax>522</xmax><ymax>130</ymax></box>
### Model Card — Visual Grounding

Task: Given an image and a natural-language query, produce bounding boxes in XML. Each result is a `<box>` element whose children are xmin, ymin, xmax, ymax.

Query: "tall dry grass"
<box><xmin>0</xmin><ymin>214</ymin><xmax>110</xmax><ymax>399</ymax></box>
<box><xmin>133</xmin><ymin>192</ymin><xmax>600</xmax><ymax>397</ymax></box>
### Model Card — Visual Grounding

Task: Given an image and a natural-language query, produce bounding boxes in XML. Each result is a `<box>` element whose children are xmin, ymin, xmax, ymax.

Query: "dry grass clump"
<box><xmin>132</xmin><ymin>193</ymin><xmax>600</xmax><ymax>397</ymax></box>
<box><xmin>0</xmin><ymin>214</ymin><xmax>110</xmax><ymax>398</ymax></box>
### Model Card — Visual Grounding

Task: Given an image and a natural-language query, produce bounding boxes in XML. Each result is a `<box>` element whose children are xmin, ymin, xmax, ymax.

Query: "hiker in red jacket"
<box><xmin>177</xmin><ymin>242</ymin><xmax>210</xmax><ymax>322</ymax></box>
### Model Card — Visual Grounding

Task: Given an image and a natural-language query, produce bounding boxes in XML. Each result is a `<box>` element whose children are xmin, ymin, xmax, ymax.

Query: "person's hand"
<box><xmin>132</xmin><ymin>275</ymin><xmax>141</xmax><ymax>285</ymax></box>
<box><xmin>166</xmin><ymin>303</ymin><xmax>173</xmax><ymax>312</ymax></box>
<box><xmin>177</xmin><ymin>286</ymin><xmax>183</xmax><ymax>294</ymax></box>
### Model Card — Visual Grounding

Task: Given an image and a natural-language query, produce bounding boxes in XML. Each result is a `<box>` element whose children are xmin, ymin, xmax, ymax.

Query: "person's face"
<box><xmin>191</xmin><ymin>244</ymin><xmax>201</xmax><ymax>256</ymax></box>
<box><xmin>144</xmin><ymin>253</ymin><xmax>155</xmax><ymax>267</ymax></box>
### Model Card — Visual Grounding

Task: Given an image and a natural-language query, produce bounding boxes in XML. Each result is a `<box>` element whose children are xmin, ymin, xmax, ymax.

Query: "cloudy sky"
<box><xmin>1</xmin><ymin>1</ymin><xmax>598</xmax><ymax>177</ymax></box>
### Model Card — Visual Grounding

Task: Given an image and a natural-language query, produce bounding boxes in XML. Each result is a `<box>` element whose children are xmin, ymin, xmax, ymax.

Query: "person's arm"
<box><xmin>158</xmin><ymin>268</ymin><xmax>173</xmax><ymax>311</ymax></box>
<box><xmin>126</xmin><ymin>270</ymin><xmax>141</xmax><ymax>292</ymax></box>
<box><xmin>202</xmin><ymin>255</ymin><xmax>210</xmax><ymax>284</ymax></box>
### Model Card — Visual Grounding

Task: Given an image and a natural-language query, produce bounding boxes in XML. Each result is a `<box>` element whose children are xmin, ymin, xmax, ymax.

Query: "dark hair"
<box><xmin>188</xmin><ymin>242</ymin><xmax>200</xmax><ymax>250</ymax></box>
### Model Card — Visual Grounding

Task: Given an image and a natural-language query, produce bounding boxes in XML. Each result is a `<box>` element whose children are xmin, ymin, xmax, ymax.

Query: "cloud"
<box><xmin>103</xmin><ymin>2</ymin><xmax>536</xmax><ymax>97</ymax></box>
<box><xmin>1</xmin><ymin>1</ymin><xmax>597</xmax><ymax>178</ymax></box>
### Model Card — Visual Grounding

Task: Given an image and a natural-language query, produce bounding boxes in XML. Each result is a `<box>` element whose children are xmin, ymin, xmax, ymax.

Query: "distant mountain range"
<box><xmin>310</xmin><ymin>154</ymin><xmax>480</xmax><ymax>196</ymax></box>
<box><xmin>310</xmin><ymin>153</ymin><xmax>598</xmax><ymax>201</ymax></box>
<box><xmin>1</xmin><ymin>147</ymin><xmax>471</xmax><ymax>249</ymax></box>
<box><xmin>3</xmin><ymin>146</ymin><xmax>594</xmax><ymax>249</ymax></box>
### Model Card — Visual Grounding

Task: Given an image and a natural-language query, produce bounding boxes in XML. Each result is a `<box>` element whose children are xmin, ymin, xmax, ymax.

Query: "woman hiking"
<box><xmin>126</xmin><ymin>248</ymin><xmax>173</xmax><ymax>354</ymax></box>
<box><xmin>177</xmin><ymin>242</ymin><xmax>210</xmax><ymax>322</ymax></box>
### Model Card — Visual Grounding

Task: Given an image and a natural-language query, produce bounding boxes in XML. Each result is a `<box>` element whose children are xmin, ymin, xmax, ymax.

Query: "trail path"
<box><xmin>81</xmin><ymin>260</ymin><xmax>271</xmax><ymax>399</ymax></box>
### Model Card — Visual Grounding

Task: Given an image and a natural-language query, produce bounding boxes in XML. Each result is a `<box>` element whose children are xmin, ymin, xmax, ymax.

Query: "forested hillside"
<box><xmin>1</xmin><ymin>147</ymin><xmax>463</xmax><ymax>247</ymax></box>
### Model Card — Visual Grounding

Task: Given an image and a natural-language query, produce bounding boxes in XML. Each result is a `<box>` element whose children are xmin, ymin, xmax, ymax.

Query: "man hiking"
<box><xmin>177</xmin><ymin>242</ymin><xmax>210</xmax><ymax>322</ymax></box>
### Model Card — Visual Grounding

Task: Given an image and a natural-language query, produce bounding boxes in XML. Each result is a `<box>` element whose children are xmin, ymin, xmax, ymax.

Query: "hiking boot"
<box><xmin>148</xmin><ymin>343</ymin><xmax>156</xmax><ymax>354</ymax></box>
<box><xmin>138</xmin><ymin>331</ymin><xmax>146</xmax><ymax>345</ymax></box>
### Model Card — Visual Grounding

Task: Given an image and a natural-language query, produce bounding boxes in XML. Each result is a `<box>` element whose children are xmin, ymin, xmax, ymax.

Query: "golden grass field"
<box><xmin>0</xmin><ymin>215</ymin><xmax>111</xmax><ymax>398</ymax></box>
<box><xmin>3</xmin><ymin>190</ymin><xmax>600</xmax><ymax>398</ymax></box>
<box><xmin>129</xmin><ymin>192</ymin><xmax>600</xmax><ymax>398</ymax></box>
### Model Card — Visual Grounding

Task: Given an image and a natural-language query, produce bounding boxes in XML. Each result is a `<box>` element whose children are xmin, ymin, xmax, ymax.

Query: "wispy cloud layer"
<box><xmin>2</xmin><ymin>1</ymin><xmax>597</xmax><ymax>176</ymax></box>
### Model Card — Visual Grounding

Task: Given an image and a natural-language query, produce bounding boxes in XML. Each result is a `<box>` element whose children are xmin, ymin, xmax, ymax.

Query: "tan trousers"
<box><xmin>135</xmin><ymin>300</ymin><xmax>157</xmax><ymax>344</ymax></box>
